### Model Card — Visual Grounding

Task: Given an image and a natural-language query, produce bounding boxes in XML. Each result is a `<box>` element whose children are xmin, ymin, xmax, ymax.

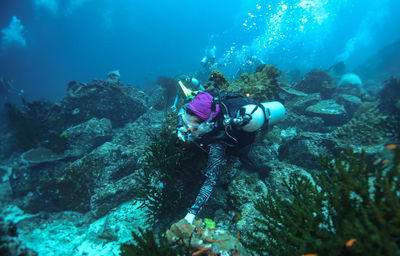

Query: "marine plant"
<box><xmin>120</xmin><ymin>228</ymin><xmax>189</xmax><ymax>256</ymax></box>
<box><xmin>136</xmin><ymin>122</ymin><xmax>207</xmax><ymax>227</ymax></box>
<box><xmin>246</xmin><ymin>147</ymin><xmax>400</xmax><ymax>256</ymax></box>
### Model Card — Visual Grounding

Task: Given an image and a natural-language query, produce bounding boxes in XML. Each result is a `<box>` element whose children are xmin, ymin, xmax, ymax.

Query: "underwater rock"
<box><xmin>278</xmin><ymin>132</ymin><xmax>338</xmax><ymax>169</ymax></box>
<box><xmin>280</xmin><ymin>112</ymin><xmax>326</xmax><ymax>132</ymax></box>
<box><xmin>278</xmin><ymin>85</ymin><xmax>308</xmax><ymax>101</ymax></box>
<box><xmin>378</xmin><ymin>76</ymin><xmax>400</xmax><ymax>115</ymax></box>
<box><xmin>227</xmin><ymin>171</ymin><xmax>268</xmax><ymax>206</ymax></box>
<box><xmin>290</xmin><ymin>93</ymin><xmax>322</xmax><ymax>114</ymax></box>
<box><xmin>294</xmin><ymin>69</ymin><xmax>336</xmax><ymax>99</ymax></box>
<box><xmin>64</xmin><ymin>79</ymin><xmax>147</xmax><ymax>128</ymax></box>
<box><xmin>106</xmin><ymin>70</ymin><xmax>121</xmax><ymax>83</ymax></box>
<box><xmin>145</xmin><ymin>87</ymin><xmax>165</xmax><ymax>110</ymax></box>
<box><xmin>332</xmin><ymin>106</ymin><xmax>396</xmax><ymax>146</ymax></box>
<box><xmin>112</xmin><ymin>108</ymin><xmax>165</xmax><ymax>149</ymax></box>
<box><xmin>0</xmin><ymin>217</ymin><xmax>38</xmax><ymax>256</ymax></box>
<box><xmin>305</xmin><ymin>99</ymin><xmax>348</xmax><ymax>126</ymax></box>
<box><xmin>62</xmin><ymin>117</ymin><xmax>112</xmax><ymax>157</ymax></box>
<box><xmin>20</xmin><ymin>147</ymin><xmax>66</xmax><ymax>164</ymax></box>
<box><xmin>336</xmin><ymin>73</ymin><xmax>365</xmax><ymax>96</ymax></box>
<box><xmin>10</xmin><ymin>142</ymin><xmax>142</xmax><ymax>215</ymax></box>
<box><xmin>333</xmin><ymin>93</ymin><xmax>362</xmax><ymax>117</ymax></box>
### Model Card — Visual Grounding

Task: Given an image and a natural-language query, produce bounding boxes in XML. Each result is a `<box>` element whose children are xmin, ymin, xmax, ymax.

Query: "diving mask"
<box><xmin>177</xmin><ymin>110</ymin><xmax>214</xmax><ymax>142</ymax></box>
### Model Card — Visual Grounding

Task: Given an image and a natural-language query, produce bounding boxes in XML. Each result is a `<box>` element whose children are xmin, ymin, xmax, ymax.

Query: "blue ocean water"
<box><xmin>0</xmin><ymin>0</ymin><xmax>399</xmax><ymax>100</ymax></box>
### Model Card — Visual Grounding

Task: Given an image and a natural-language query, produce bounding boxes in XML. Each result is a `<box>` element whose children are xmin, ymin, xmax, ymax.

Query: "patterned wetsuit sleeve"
<box><xmin>188</xmin><ymin>143</ymin><xmax>226</xmax><ymax>216</ymax></box>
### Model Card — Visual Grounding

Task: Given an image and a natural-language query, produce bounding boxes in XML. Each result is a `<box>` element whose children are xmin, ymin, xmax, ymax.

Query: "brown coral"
<box><xmin>229</xmin><ymin>65</ymin><xmax>281</xmax><ymax>101</ymax></box>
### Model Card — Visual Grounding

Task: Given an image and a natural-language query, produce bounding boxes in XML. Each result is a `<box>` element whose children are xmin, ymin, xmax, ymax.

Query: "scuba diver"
<box><xmin>172</xmin><ymin>89</ymin><xmax>285</xmax><ymax>226</ymax></box>
<box><xmin>170</xmin><ymin>75</ymin><xmax>205</xmax><ymax>111</ymax></box>
<box><xmin>0</xmin><ymin>77</ymin><xmax>24</xmax><ymax>98</ymax></box>
<box><xmin>236</xmin><ymin>55</ymin><xmax>265</xmax><ymax>77</ymax></box>
<box><xmin>197</xmin><ymin>45</ymin><xmax>220</xmax><ymax>83</ymax></box>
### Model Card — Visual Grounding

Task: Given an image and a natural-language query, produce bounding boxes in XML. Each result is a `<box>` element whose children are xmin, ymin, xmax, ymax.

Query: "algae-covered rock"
<box><xmin>305</xmin><ymin>99</ymin><xmax>347</xmax><ymax>126</ymax></box>
<box><xmin>278</xmin><ymin>132</ymin><xmax>338</xmax><ymax>169</ymax></box>
<box><xmin>332</xmin><ymin>106</ymin><xmax>397</xmax><ymax>146</ymax></box>
<box><xmin>62</xmin><ymin>117</ymin><xmax>112</xmax><ymax>157</ymax></box>
<box><xmin>228</xmin><ymin>171</ymin><xmax>269</xmax><ymax>206</ymax></box>
<box><xmin>294</xmin><ymin>69</ymin><xmax>335</xmax><ymax>99</ymax></box>
<box><xmin>10</xmin><ymin>142</ymin><xmax>142</xmax><ymax>216</ymax></box>
<box><xmin>64</xmin><ymin>80</ymin><xmax>147</xmax><ymax>128</ymax></box>
<box><xmin>333</xmin><ymin>93</ymin><xmax>362</xmax><ymax>116</ymax></box>
<box><xmin>290</xmin><ymin>93</ymin><xmax>322</xmax><ymax>114</ymax></box>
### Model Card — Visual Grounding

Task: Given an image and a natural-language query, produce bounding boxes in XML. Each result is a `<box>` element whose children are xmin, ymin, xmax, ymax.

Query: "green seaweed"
<box><xmin>120</xmin><ymin>228</ymin><xmax>192</xmax><ymax>256</ymax></box>
<box><xmin>246</xmin><ymin>148</ymin><xmax>400</xmax><ymax>256</ymax></box>
<box><xmin>136</xmin><ymin>121</ymin><xmax>207</xmax><ymax>227</ymax></box>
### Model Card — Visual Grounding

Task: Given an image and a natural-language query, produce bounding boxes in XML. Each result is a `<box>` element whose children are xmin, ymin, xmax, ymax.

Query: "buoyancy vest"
<box><xmin>200</xmin><ymin>91</ymin><xmax>259</xmax><ymax>147</ymax></box>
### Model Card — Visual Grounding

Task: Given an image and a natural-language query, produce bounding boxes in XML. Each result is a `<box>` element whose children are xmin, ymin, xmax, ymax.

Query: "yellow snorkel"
<box><xmin>178</xmin><ymin>80</ymin><xmax>201</xmax><ymax>100</ymax></box>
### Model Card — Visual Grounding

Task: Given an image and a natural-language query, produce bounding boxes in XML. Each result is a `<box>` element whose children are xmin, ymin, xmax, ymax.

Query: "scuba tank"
<box><xmin>223</xmin><ymin>101</ymin><xmax>285</xmax><ymax>133</ymax></box>
<box><xmin>239</xmin><ymin>101</ymin><xmax>285</xmax><ymax>132</ymax></box>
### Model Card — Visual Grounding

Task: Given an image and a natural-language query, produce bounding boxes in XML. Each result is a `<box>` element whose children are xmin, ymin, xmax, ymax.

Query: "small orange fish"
<box><xmin>382</xmin><ymin>159</ymin><xmax>390</xmax><ymax>165</ymax></box>
<box><xmin>209</xmin><ymin>228</ymin><xmax>217</xmax><ymax>231</ymax></box>
<box><xmin>215</xmin><ymin>238</ymin><xmax>230</xmax><ymax>243</ymax></box>
<box><xmin>236</xmin><ymin>231</ymin><xmax>240</xmax><ymax>245</ymax></box>
<box><xmin>373</xmin><ymin>158</ymin><xmax>382</xmax><ymax>165</ymax></box>
<box><xmin>385</xmin><ymin>144</ymin><xmax>397</xmax><ymax>150</ymax></box>
<box><xmin>345</xmin><ymin>238</ymin><xmax>357</xmax><ymax>247</ymax></box>
<box><xmin>182</xmin><ymin>224</ymin><xmax>191</xmax><ymax>230</ymax></box>
<box><xmin>192</xmin><ymin>247</ymin><xmax>210</xmax><ymax>255</ymax></box>
<box><xmin>196</xmin><ymin>228</ymin><xmax>205</xmax><ymax>232</ymax></box>
<box><xmin>302</xmin><ymin>254</ymin><xmax>318</xmax><ymax>256</ymax></box>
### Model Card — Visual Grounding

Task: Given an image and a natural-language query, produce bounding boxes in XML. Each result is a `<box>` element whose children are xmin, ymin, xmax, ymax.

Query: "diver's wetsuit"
<box><xmin>185</xmin><ymin>93</ymin><xmax>256</xmax><ymax>216</ymax></box>
<box><xmin>188</xmin><ymin>143</ymin><xmax>226</xmax><ymax>215</ymax></box>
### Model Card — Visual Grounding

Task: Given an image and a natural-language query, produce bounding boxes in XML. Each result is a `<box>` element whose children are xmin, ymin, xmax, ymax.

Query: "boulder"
<box><xmin>63</xmin><ymin>80</ymin><xmax>147</xmax><ymax>128</ymax></box>
<box><xmin>278</xmin><ymin>132</ymin><xmax>338</xmax><ymax>170</ymax></box>
<box><xmin>305</xmin><ymin>99</ymin><xmax>348</xmax><ymax>126</ymax></box>
<box><xmin>10</xmin><ymin>142</ymin><xmax>142</xmax><ymax>216</ymax></box>
<box><xmin>62</xmin><ymin>117</ymin><xmax>112</xmax><ymax>157</ymax></box>
<box><xmin>294</xmin><ymin>69</ymin><xmax>336</xmax><ymax>99</ymax></box>
<box><xmin>333</xmin><ymin>94</ymin><xmax>362</xmax><ymax>117</ymax></box>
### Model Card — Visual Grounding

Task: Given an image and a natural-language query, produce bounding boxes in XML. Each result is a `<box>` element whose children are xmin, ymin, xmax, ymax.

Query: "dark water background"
<box><xmin>0</xmin><ymin>0</ymin><xmax>399</xmax><ymax>100</ymax></box>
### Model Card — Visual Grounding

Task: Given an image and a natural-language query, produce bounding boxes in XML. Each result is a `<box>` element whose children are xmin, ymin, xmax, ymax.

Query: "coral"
<box><xmin>229</xmin><ymin>65</ymin><xmax>281</xmax><ymax>101</ymax></box>
<box><xmin>204</xmin><ymin>70</ymin><xmax>230</xmax><ymax>91</ymax></box>
<box><xmin>203</xmin><ymin>218</ymin><xmax>216</xmax><ymax>229</ymax></box>
<box><xmin>20</xmin><ymin>147</ymin><xmax>65</xmax><ymax>164</ymax></box>
<box><xmin>338</xmin><ymin>73</ymin><xmax>363</xmax><ymax>89</ymax></box>
<box><xmin>246</xmin><ymin>148</ymin><xmax>400</xmax><ymax>256</ymax></box>
<box><xmin>165</xmin><ymin>218</ymin><xmax>248</xmax><ymax>255</ymax></box>
<box><xmin>120</xmin><ymin>218</ymin><xmax>249</xmax><ymax>255</ymax></box>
